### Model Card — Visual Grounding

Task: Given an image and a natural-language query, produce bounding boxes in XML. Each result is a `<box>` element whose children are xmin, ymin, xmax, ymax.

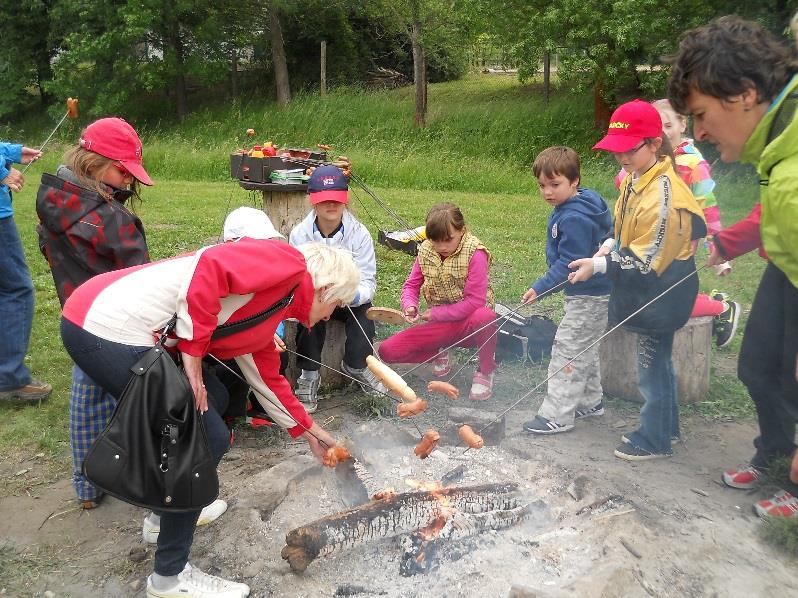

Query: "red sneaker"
<box><xmin>722</xmin><ymin>465</ymin><xmax>762</xmax><ymax>489</ymax></box>
<box><xmin>754</xmin><ymin>491</ymin><xmax>798</xmax><ymax>519</ymax></box>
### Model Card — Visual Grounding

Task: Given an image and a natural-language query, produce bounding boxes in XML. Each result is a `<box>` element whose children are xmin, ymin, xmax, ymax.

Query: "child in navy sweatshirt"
<box><xmin>522</xmin><ymin>146</ymin><xmax>612</xmax><ymax>435</ymax></box>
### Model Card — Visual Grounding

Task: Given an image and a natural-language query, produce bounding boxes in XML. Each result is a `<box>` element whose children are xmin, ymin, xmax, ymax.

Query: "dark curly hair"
<box><xmin>667</xmin><ymin>15</ymin><xmax>798</xmax><ymax>114</ymax></box>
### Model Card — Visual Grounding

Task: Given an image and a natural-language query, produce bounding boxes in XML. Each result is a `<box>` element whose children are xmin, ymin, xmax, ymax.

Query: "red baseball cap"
<box><xmin>593</xmin><ymin>100</ymin><xmax>663</xmax><ymax>153</ymax></box>
<box><xmin>79</xmin><ymin>118</ymin><xmax>153</xmax><ymax>186</ymax></box>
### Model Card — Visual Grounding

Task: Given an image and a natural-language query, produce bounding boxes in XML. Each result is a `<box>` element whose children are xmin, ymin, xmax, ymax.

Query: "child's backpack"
<box><xmin>494</xmin><ymin>303</ymin><xmax>557</xmax><ymax>363</ymax></box>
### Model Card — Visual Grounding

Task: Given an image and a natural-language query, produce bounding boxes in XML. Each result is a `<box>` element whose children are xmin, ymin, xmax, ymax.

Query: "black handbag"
<box><xmin>83</xmin><ymin>317</ymin><xmax>218</xmax><ymax>512</ymax></box>
<box><xmin>82</xmin><ymin>289</ymin><xmax>297</xmax><ymax>512</ymax></box>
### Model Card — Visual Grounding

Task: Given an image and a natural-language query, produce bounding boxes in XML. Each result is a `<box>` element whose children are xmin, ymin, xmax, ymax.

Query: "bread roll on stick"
<box><xmin>366</xmin><ymin>355</ymin><xmax>416</xmax><ymax>400</ymax></box>
<box><xmin>458</xmin><ymin>425</ymin><xmax>484</xmax><ymax>449</ymax></box>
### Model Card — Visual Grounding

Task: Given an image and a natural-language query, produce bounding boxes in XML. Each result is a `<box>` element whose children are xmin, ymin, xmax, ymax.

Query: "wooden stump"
<box><xmin>599</xmin><ymin>316</ymin><xmax>712</xmax><ymax>404</ymax></box>
<box><xmin>242</xmin><ymin>184</ymin><xmax>347</xmax><ymax>389</ymax></box>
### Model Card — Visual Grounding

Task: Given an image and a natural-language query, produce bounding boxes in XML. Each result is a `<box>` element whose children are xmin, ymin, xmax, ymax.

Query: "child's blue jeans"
<box><xmin>625</xmin><ymin>330</ymin><xmax>678</xmax><ymax>454</ymax></box>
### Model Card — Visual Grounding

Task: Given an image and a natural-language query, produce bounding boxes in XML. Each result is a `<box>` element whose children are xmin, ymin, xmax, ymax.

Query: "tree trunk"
<box><xmin>230</xmin><ymin>48</ymin><xmax>239</xmax><ymax>98</ymax></box>
<box><xmin>270</xmin><ymin>2</ymin><xmax>291</xmax><ymax>106</ymax></box>
<box><xmin>165</xmin><ymin>21</ymin><xmax>188</xmax><ymax>120</ymax></box>
<box><xmin>543</xmin><ymin>51</ymin><xmax>551</xmax><ymax>105</ymax></box>
<box><xmin>320</xmin><ymin>40</ymin><xmax>327</xmax><ymax>96</ymax></box>
<box><xmin>593</xmin><ymin>81</ymin><xmax>610</xmax><ymax>131</ymax></box>
<box><xmin>411</xmin><ymin>20</ymin><xmax>426</xmax><ymax>128</ymax></box>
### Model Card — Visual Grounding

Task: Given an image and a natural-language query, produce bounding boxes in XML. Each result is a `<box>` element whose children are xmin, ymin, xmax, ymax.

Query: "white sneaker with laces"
<box><xmin>146</xmin><ymin>563</ymin><xmax>249</xmax><ymax>598</ymax></box>
<box><xmin>143</xmin><ymin>499</ymin><xmax>228</xmax><ymax>544</ymax></box>
<box><xmin>341</xmin><ymin>360</ymin><xmax>387</xmax><ymax>396</ymax></box>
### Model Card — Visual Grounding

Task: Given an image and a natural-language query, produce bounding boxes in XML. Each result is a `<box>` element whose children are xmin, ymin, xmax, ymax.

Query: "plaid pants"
<box><xmin>69</xmin><ymin>364</ymin><xmax>116</xmax><ymax>501</ymax></box>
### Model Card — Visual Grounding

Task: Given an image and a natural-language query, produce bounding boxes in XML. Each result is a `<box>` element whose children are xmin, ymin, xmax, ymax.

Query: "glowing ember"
<box><xmin>373</xmin><ymin>488</ymin><xmax>396</xmax><ymax>501</ymax></box>
<box><xmin>405</xmin><ymin>479</ymin><xmax>443</xmax><ymax>492</ymax></box>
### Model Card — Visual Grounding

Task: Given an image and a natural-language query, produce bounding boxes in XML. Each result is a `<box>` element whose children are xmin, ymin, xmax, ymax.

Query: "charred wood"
<box><xmin>400</xmin><ymin>502</ymin><xmax>536</xmax><ymax>576</ymax></box>
<box><xmin>282</xmin><ymin>483</ymin><xmax>519</xmax><ymax>572</ymax></box>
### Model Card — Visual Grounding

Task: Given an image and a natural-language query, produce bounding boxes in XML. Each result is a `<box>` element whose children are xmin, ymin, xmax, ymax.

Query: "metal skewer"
<box><xmin>458</xmin><ymin>265</ymin><xmax>708</xmax><ymax>454</ymax></box>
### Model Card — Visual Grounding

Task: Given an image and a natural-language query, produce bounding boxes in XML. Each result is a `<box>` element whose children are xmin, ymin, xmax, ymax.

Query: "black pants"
<box><xmin>738</xmin><ymin>263</ymin><xmax>798</xmax><ymax>489</ymax></box>
<box><xmin>296</xmin><ymin>303</ymin><xmax>375</xmax><ymax>371</ymax></box>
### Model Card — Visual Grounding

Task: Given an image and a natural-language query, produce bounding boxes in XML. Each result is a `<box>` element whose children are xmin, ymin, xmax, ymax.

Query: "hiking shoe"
<box><xmin>754</xmin><ymin>490</ymin><xmax>798</xmax><ymax>519</ymax></box>
<box><xmin>0</xmin><ymin>379</ymin><xmax>52</xmax><ymax>403</ymax></box>
<box><xmin>575</xmin><ymin>401</ymin><xmax>605</xmax><ymax>419</ymax></box>
<box><xmin>146</xmin><ymin>563</ymin><xmax>249</xmax><ymax>598</ymax></box>
<box><xmin>722</xmin><ymin>464</ymin><xmax>762</xmax><ymax>489</ymax></box>
<box><xmin>432</xmin><ymin>351</ymin><xmax>451</xmax><ymax>377</ymax></box>
<box><xmin>469</xmin><ymin>370</ymin><xmax>494</xmax><ymax>401</ymax></box>
<box><xmin>713</xmin><ymin>300</ymin><xmax>741</xmax><ymax>348</ymax></box>
<box><xmin>614</xmin><ymin>442</ymin><xmax>671</xmax><ymax>461</ymax></box>
<box><xmin>341</xmin><ymin>360</ymin><xmax>387</xmax><ymax>396</ymax></box>
<box><xmin>621</xmin><ymin>434</ymin><xmax>680</xmax><ymax>447</ymax></box>
<box><xmin>295</xmin><ymin>370</ymin><xmax>320</xmax><ymax>414</ymax></box>
<box><xmin>143</xmin><ymin>499</ymin><xmax>228</xmax><ymax>543</ymax></box>
<box><xmin>523</xmin><ymin>415</ymin><xmax>574</xmax><ymax>435</ymax></box>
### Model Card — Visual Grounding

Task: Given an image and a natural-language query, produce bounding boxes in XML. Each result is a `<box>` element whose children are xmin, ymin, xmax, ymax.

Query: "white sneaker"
<box><xmin>146</xmin><ymin>563</ymin><xmax>249</xmax><ymax>598</ymax></box>
<box><xmin>143</xmin><ymin>499</ymin><xmax>228</xmax><ymax>543</ymax></box>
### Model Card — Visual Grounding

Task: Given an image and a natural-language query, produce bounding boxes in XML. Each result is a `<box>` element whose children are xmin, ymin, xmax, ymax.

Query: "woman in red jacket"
<box><xmin>60</xmin><ymin>240</ymin><xmax>358</xmax><ymax>598</ymax></box>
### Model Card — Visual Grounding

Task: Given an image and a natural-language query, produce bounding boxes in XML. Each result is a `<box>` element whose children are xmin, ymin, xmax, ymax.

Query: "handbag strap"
<box><xmin>210</xmin><ymin>285</ymin><xmax>297</xmax><ymax>340</ymax></box>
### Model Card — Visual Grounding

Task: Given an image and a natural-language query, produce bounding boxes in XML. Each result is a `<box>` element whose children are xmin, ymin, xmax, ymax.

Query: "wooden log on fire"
<box><xmin>281</xmin><ymin>482</ymin><xmax>520</xmax><ymax>572</ymax></box>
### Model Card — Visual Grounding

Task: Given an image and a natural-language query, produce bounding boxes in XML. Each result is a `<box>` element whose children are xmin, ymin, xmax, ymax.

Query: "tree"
<box><xmin>0</xmin><ymin>0</ymin><xmax>59</xmax><ymax>118</ymax></box>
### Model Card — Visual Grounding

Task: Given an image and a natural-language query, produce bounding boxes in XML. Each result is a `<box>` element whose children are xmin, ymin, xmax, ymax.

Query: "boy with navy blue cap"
<box><xmin>289</xmin><ymin>165</ymin><xmax>385</xmax><ymax>411</ymax></box>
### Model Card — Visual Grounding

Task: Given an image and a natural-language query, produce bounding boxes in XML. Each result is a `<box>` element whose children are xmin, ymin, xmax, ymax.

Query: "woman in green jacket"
<box><xmin>668</xmin><ymin>15</ymin><xmax>798</xmax><ymax>519</ymax></box>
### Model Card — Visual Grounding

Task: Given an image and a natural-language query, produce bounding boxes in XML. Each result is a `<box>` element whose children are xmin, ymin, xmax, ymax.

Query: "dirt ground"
<box><xmin>1</xmin><ymin>364</ymin><xmax>797</xmax><ymax>598</ymax></box>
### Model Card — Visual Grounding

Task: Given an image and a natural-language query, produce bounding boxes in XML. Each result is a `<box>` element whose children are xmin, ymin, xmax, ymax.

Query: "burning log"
<box><xmin>281</xmin><ymin>483</ymin><xmax>520</xmax><ymax>572</ymax></box>
<box><xmin>399</xmin><ymin>502</ymin><xmax>537</xmax><ymax>576</ymax></box>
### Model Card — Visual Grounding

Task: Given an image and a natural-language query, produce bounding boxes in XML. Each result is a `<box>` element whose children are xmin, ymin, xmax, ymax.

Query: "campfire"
<box><xmin>281</xmin><ymin>463</ymin><xmax>537</xmax><ymax>576</ymax></box>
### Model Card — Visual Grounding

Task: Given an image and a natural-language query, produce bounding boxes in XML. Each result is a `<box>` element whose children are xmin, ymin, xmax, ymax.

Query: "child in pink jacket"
<box><xmin>378</xmin><ymin>202</ymin><xmax>497</xmax><ymax>400</ymax></box>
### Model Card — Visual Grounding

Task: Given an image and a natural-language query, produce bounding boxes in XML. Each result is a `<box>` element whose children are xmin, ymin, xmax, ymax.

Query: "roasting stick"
<box><xmin>403</xmin><ymin>286</ymin><xmax>567</xmax><ymax>378</ymax></box>
<box><xmin>22</xmin><ymin>98</ymin><xmax>79</xmax><ymax>174</ymax></box>
<box><xmin>206</xmin><ymin>353</ymin><xmax>339</xmax><ymax>449</ymax></box>
<box><xmin>459</xmin><ymin>265</ymin><xmax>709</xmax><ymax>455</ymax></box>
<box><xmin>280</xmin><ymin>347</ymin><xmax>425</xmax><ymax>437</ymax></box>
<box><xmin>445</xmin><ymin>279</ymin><xmax>570</xmax><ymax>383</ymax></box>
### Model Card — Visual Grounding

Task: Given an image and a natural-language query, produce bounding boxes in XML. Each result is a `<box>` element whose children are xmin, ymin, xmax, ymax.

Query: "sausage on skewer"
<box><xmin>414</xmin><ymin>428</ymin><xmax>440</xmax><ymax>459</ymax></box>
<box><xmin>322</xmin><ymin>445</ymin><xmax>351</xmax><ymax>468</ymax></box>
<box><xmin>427</xmin><ymin>380</ymin><xmax>459</xmax><ymax>399</ymax></box>
<box><xmin>458</xmin><ymin>425</ymin><xmax>484</xmax><ymax>449</ymax></box>
<box><xmin>397</xmin><ymin>398</ymin><xmax>428</xmax><ymax>418</ymax></box>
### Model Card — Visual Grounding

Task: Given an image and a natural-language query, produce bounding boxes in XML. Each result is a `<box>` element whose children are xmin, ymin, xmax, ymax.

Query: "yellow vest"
<box><xmin>418</xmin><ymin>230</ymin><xmax>494</xmax><ymax>308</ymax></box>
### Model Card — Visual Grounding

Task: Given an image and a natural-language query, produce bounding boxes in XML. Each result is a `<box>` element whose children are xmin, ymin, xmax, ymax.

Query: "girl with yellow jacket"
<box><xmin>570</xmin><ymin>100</ymin><xmax>706</xmax><ymax>461</ymax></box>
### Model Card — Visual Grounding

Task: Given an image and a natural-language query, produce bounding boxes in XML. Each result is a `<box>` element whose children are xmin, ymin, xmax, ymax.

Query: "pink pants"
<box><xmin>691</xmin><ymin>293</ymin><xmax>725</xmax><ymax>318</ymax></box>
<box><xmin>378</xmin><ymin>307</ymin><xmax>498</xmax><ymax>375</ymax></box>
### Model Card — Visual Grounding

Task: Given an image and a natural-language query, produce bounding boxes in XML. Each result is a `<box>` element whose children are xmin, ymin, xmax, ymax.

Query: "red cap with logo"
<box><xmin>79</xmin><ymin>118</ymin><xmax>153</xmax><ymax>186</ymax></box>
<box><xmin>592</xmin><ymin>100</ymin><xmax>663</xmax><ymax>153</ymax></box>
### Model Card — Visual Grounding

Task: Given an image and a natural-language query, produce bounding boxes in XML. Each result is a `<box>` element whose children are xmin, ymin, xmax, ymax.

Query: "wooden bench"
<box><xmin>598</xmin><ymin>316</ymin><xmax>713</xmax><ymax>404</ymax></box>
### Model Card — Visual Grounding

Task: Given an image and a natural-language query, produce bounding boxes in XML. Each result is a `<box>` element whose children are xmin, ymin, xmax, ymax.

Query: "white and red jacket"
<box><xmin>63</xmin><ymin>238</ymin><xmax>315</xmax><ymax>437</ymax></box>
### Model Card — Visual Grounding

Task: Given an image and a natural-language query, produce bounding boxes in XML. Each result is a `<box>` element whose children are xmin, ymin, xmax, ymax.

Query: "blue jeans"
<box><xmin>61</xmin><ymin>318</ymin><xmax>230</xmax><ymax>576</ymax></box>
<box><xmin>0</xmin><ymin>215</ymin><xmax>34</xmax><ymax>390</ymax></box>
<box><xmin>626</xmin><ymin>330</ymin><xmax>678</xmax><ymax>454</ymax></box>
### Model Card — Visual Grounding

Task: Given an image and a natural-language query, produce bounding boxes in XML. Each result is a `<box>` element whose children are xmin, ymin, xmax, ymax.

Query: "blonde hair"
<box><xmin>792</xmin><ymin>12</ymin><xmax>798</xmax><ymax>48</ymax></box>
<box><xmin>295</xmin><ymin>243</ymin><xmax>359</xmax><ymax>305</ymax></box>
<box><xmin>651</xmin><ymin>99</ymin><xmax>687</xmax><ymax>128</ymax></box>
<box><xmin>63</xmin><ymin>146</ymin><xmax>142</xmax><ymax>202</ymax></box>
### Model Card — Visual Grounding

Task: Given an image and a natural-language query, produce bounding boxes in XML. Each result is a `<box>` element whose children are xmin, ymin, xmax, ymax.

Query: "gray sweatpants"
<box><xmin>537</xmin><ymin>294</ymin><xmax>609</xmax><ymax>426</ymax></box>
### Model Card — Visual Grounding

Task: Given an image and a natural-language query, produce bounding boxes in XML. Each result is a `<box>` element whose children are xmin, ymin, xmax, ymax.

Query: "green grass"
<box><xmin>0</xmin><ymin>73</ymin><xmax>766</xmax><ymax>476</ymax></box>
